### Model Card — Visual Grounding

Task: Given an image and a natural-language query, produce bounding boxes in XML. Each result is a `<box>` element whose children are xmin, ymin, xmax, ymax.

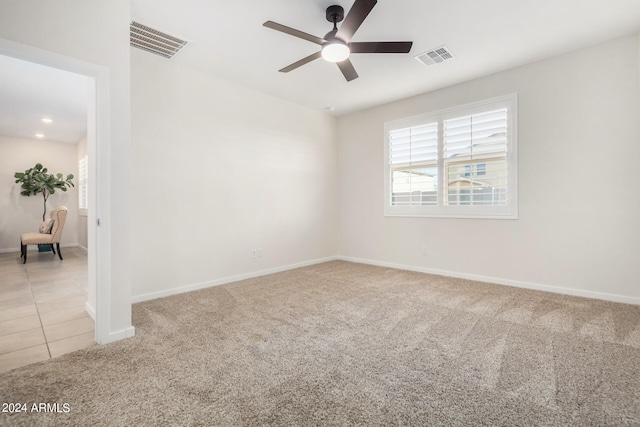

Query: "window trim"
<box><xmin>384</xmin><ymin>94</ymin><xmax>518</xmax><ymax>219</ymax></box>
<box><xmin>78</xmin><ymin>154</ymin><xmax>88</xmax><ymax>215</ymax></box>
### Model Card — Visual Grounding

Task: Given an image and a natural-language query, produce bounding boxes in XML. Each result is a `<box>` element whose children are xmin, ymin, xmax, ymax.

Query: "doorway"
<box><xmin>0</xmin><ymin>40</ymin><xmax>108</xmax><ymax>358</ymax></box>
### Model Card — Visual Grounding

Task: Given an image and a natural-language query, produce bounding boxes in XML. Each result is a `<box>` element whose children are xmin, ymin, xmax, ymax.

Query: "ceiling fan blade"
<box><xmin>336</xmin><ymin>0</ymin><xmax>377</xmax><ymax>43</ymax></box>
<box><xmin>350</xmin><ymin>41</ymin><xmax>413</xmax><ymax>54</ymax></box>
<box><xmin>337</xmin><ymin>59</ymin><xmax>359</xmax><ymax>82</ymax></box>
<box><xmin>263</xmin><ymin>21</ymin><xmax>326</xmax><ymax>45</ymax></box>
<box><xmin>279</xmin><ymin>51</ymin><xmax>322</xmax><ymax>73</ymax></box>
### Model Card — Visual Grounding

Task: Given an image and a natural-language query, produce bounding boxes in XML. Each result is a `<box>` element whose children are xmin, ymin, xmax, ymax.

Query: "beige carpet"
<box><xmin>1</xmin><ymin>260</ymin><xmax>639</xmax><ymax>426</ymax></box>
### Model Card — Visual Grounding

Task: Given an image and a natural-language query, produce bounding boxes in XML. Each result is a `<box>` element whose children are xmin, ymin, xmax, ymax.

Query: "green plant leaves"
<box><xmin>14</xmin><ymin>164</ymin><xmax>74</xmax><ymax>195</ymax></box>
<box><xmin>14</xmin><ymin>163</ymin><xmax>75</xmax><ymax>221</ymax></box>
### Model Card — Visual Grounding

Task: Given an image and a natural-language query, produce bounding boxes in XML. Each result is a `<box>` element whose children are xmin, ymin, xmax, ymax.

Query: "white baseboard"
<box><xmin>96</xmin><ymin>326</ymin><xmax>136</xmax><ymax>345</ymax></box>
<box><xmin>131</xmin><ymin>255</ymin><xmax>639</xmax><ymax>306</ymax></box>
<box><xmin>0</xmin><ymin>243</ymin><xmax>79</xmax><ymax>254</ymax></box>
<box><xmin>85</xmin><ymin>301</ymin><xmax>96</xmax><ymax>321</ymax></box>
<box><xmin>131</xmin><ymin>256</ymin><xmax>338</xmax><ymax>304</ymax></box>
<box><xmin>338</xmin><ymin>256</ymin><xmax>640</xmax><ymax>306</ymax></box>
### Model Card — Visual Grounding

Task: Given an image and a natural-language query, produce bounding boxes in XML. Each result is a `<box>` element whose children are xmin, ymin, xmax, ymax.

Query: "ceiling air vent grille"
<box><xmin>414</xmin><ymin>45</ymin><xmax>455</xmax><ymax>67</ymax></box>
<box><xmin>130</xmin><ymin>21</ymin><xmax>188</xmax><ymax>59</ymax></box>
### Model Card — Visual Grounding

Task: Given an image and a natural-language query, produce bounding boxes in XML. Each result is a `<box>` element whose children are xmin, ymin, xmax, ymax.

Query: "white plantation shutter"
<box><xmin>389</xmin><ymin>123</ymin><xmax>438</xmax><ymax>206</ymax></box>
<box><xmin>384</xmin><ymin>94</ymin><xmax>517</xmax><ymax>218</ymax></box>
<box><xmin>444</xmin><ymin>109</ymin><xmax>508</xmax><ymax>206</ymax></box>
<box><xmin>443</xmin><ymin>109</ymin><xmax>507</xmax><ymax>161</ymax></box>
<box><xmin>389</xmin><ymin>123</ymin><xmax>438</xmax><ymax>166</ymax></box>
<box><xmin>79</xmin><ymin>155</ymin><xmax>88</xmax><ymax>210</ymax></box>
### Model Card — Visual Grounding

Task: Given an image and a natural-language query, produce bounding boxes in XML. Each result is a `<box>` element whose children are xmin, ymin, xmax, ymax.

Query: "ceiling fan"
<box><xmin>263</xmin><ymin>0</ymin><xmax>413</xmax><ymax>82</ymax></box>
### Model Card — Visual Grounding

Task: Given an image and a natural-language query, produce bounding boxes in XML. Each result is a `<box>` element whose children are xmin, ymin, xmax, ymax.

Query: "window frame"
<box><xmin>78</xmin><ymin>154</ymin><xmax>88</xmax><ymax>214</ymax></box>
<box><xmin>383</xmin><ymin>94</ymin><xmax>518</xmax><ymax>219</ymax></box>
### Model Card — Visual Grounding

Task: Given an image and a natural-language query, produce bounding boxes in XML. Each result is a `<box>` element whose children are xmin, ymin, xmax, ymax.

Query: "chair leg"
<box><xmin>22</xmin><ymin>244</ymin><xmax>27</xmax><ymax>264</ymax></box>
<box><xmin>56</xmin><ymin>243</ymin><xmax>63</xmax><ymax>261</ymax></box>
<box><xmin>51</xmin><ymin>244</ymin><xmax>57</xmax><ymax>255</ymax></box>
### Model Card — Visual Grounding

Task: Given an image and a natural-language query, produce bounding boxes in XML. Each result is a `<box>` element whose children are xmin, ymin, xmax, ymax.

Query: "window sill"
<box><xmin>384</xmin><ymin>206</ymin><xmax>518</xmax><ymax>220</ymax></box>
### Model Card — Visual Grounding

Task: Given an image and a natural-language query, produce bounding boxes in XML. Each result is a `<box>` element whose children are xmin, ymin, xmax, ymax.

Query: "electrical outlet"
<box><xmin>251</xmin><ymin>249</ymin><xmax>257</xmax><ymax>258</ymax></box>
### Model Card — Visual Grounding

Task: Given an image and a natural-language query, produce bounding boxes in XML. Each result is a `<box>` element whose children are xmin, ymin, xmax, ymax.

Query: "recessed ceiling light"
<box><xmin>42</xmin><ymin>118</ymin><xmax>53</xmax><ymax>124</ymax></box>
<box><xmin>35</xmin><ymin>133</ymin><xmax>45</xmax><ymax>138</ymax></box>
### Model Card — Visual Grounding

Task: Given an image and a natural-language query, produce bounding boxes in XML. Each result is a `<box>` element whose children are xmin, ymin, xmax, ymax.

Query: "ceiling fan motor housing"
<box><xmin>326</xmin><ymin>5</ymin><xmax>344</xmax><ymax>24</ymax></box>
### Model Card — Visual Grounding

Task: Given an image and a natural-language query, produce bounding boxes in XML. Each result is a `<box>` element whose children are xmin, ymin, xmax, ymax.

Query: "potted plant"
<box><xmin>14</xmin><ymin>163</ymin><xmax>74</xmax><ymax>251</ymax></box>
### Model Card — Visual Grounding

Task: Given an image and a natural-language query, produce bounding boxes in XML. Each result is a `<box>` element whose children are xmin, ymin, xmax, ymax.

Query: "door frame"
<box><xmin>0</xmin><ymin>37</ymin><xmax>111</xmax><ymax>344</ymax></box>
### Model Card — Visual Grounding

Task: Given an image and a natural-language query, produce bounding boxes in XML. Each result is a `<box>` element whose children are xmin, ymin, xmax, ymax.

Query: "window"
<box><xmin>78</xmin><ymin>155</ymin><xmax>88</xmax><ymax>210</ymax></box>
<box><xmin>389</xmin><ymin>122</ymin><xmax>438</xmax><ymax>206</ymax></box>
<box><xmin>384</xmin><ymin>94</ymin><xmax>517</xmax><ymax>218</ymax></box>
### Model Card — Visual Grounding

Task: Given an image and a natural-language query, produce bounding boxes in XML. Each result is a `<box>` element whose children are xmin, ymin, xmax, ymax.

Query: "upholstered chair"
<box><xmin>20</xmin><ymin>206</ymin><xmax>68</xmax><ymax>264</ymax></box>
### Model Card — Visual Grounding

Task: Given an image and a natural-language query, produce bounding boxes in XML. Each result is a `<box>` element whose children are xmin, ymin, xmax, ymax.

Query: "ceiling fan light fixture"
<box><xmin>322</xmin><ymin>41</ymin><xmax>350</xmax><ymax>63</ymax></box>
<box><xmin>264</xmin><ymin>0</ymin><xmax>412</xmax><ymax>80</ymax></box>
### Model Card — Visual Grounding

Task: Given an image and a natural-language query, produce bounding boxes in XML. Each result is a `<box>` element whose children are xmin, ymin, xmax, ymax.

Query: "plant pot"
<box><xmin>38</xmin><ymin>244</ymin><xmax>53</xmax><ymax>252</ymax></box>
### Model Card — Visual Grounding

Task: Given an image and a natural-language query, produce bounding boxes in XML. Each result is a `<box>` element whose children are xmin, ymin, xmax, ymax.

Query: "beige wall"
<box><xmin>0</xmin><ymin>136</ymin><xmax>79</xmax><ymax>251</ymax></box>
<box><xmin>130</xmin><ymin>49</ymin><xmax>339</xmax><ymax>299</ymax></box>
<box><xmin>337</xmin><ymin>34</ymin><xmax>640</xmax><ymax>302</ymax></box>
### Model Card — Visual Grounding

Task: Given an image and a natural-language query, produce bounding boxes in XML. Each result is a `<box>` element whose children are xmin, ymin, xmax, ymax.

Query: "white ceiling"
<box><xmin>0</xmin><ymin>54</ymin><xmax>88</xmax><ymax>144</ymax></box>
<box><xmin>1</xmin><ymin>1</ymin><xmax>639</xmax><ymax>145</ymax></box>
<box><xmin>131</xmin><ymin>0</ymin><xmax>640</xmax><ymax>115</ymax></box>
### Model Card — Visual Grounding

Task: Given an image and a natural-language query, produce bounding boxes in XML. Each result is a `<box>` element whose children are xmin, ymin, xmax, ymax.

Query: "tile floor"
<box><xmin>0</xmin><ymin>246</ymin><xmax>94</xmax><ymax>373</ymax></box>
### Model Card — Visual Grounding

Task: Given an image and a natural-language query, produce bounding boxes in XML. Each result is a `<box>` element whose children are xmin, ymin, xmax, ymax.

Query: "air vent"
<box><xmin>130</xmin><ymin>21</ymin><xmax>188</xmax><ymax>59</ymax></box>
<box><xmin>414</xmin><ymin>45</ymin><xmax>455</xmax><ymax>67</ymax></box>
